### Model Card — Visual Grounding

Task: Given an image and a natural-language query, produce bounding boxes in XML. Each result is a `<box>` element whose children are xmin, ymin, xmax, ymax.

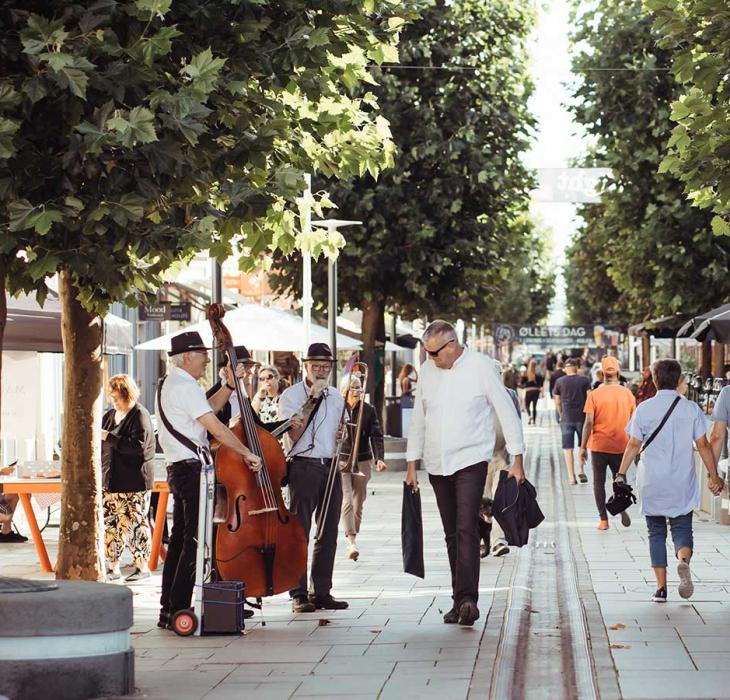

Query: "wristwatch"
<box><xmin>614</xmin><ymin>473</ymin><xmax>626</xmax><ymax>483</ymax></box>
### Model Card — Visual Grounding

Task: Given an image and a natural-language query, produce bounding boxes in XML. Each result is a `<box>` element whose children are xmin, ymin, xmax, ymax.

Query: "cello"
<box><xmin>207</xmin><ymin>304</ymin><xmax>307</xmax><ymax>597</ymax></box>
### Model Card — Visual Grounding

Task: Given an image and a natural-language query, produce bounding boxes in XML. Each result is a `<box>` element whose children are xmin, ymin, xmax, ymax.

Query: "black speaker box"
<box><xmin>202</xmin><ymin>581</ymin><xmax>245</xmax><ymax>634</ymax></box>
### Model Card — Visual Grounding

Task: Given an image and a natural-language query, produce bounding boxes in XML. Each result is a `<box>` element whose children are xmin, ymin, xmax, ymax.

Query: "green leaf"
<box><xmin>134</xmin><ymin>0</ymin><xmax>172</xmax><ymax>19</ymax></box>
<box><xmin>108</xmin><ymin>107</ymin><xmax>157</xmax><ymax>147</ymax></box>
<box><xmin>26</xmin><ymin>255</ymin><xmax>61</xmax><ymax>282</ymax></box>
<box><xmin>183</xmin><ymin>48</ymin><xmax>226</xmax><ymax>95</ymax></box>
<box><xmin>307</xmin><ymin>27</ymin><xmax>330</xmax><ymax>48</ymax></box>
<box><xmin>0</xmin><ymin>117</ymin><xmax>20</xmax><ymax>159</ymax></box>
<box><xmin>711</xmin><ymin>216</ymin><xmax>730</xmax><ymax>236</ymax></box>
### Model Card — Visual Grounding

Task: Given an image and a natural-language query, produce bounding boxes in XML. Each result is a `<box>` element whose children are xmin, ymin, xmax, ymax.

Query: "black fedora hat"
<box><xmin>223</xmin><ymin>345</ymin><xmax>259</xmax><ymax>365</ymax></box>
<box><xmin>304</xmin><ymin>342</ymin><xmax>334</xmax><ymax>362</ymax></box>
<box><xmin>169</xmin><ymin>331</ymin><xmax>211</xmax><ymax>356</ymax></box>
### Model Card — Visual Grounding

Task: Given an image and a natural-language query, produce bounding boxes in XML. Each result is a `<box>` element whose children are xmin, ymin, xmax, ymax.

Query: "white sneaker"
<box><xmin>348</xmin><ymin>543</ymin><xmax>359</xmax><ymax>561</ymax></box>
<box><xmin>677</xmin><ymin>560</ymin><xmax>694</xmax><ymax>599</ymax></box>
<box><xmin>491</xmin><ymin>541</ymin><xmax>509</xmax><ymax>557</ymax></box>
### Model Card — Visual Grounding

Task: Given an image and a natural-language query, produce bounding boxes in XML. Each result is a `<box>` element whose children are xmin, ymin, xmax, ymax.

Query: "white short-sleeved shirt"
<box><xmin>279</xmin><ymin>381</ymin><xmax>344</xmax><ymax>459</ymax></box>
<box><xmin>156</xmin><ymin>366</ymin><xmax>214</xmax><ymax>463</ymax></box>
<box><xmin>626</xmin><ymin>390</ymin><xmax>708</xmax><ymax>517</ymax></box>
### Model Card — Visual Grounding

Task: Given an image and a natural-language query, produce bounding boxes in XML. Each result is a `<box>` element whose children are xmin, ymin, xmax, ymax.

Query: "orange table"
<box><xmin>1</xmin><ymin>478</ymin><xmax>169</xmax><ymax>573</ymax></box>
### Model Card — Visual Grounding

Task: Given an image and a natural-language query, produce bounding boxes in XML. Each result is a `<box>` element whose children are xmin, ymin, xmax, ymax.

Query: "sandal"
<box><xmin>578</xmin><ymin>473</ymin><xmax>588</xmax><ymax>484</ymax></box>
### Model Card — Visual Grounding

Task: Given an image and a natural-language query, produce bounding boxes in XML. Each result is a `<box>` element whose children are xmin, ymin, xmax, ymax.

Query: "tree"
<box><xmin>564</xmin><ymin>0</ymin><xmax>730</xmax><ymax>326</ymax></box>
<box><xmin>0</xmin><ymin>0</ymin><xmax>420</xmax><ymax>579</ymax></box>
<box><xmin>270</xmin><ymin>0</ymin><xmax>550</xmax><ymax>410</ymax></box>
<box><xmin>648</xmin><ymin>0</ymin><xmax>730</xmax><ymax>234</ymax></box>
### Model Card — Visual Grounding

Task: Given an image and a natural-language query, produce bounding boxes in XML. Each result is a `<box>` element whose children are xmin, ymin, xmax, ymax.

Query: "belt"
<box><xmin>168</xmin><ymin>458</ymin><xmax>201</xmax><ymax>468</ymax></box>
<box><xmin>289</xmin><ymin>456</ymin><xmax>332</xmax><ymax>465</ymax></box>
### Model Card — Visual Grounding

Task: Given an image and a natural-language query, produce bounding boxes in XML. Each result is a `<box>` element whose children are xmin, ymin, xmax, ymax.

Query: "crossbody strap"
<box><xmin>640</xmin><ymin>396</ymin><xmax>681</xmax><ymax>454</ymax></box>
<box><xmin>157</xmin><ymin>376</ymin><xmax>212</xmax><ymax>464</ymax></box>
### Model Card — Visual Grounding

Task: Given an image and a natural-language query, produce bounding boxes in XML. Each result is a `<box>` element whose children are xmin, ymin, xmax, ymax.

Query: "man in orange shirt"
<box><xmin>580</xmin><ymin>356</ymin><xmax>636</xmax><ymax>530</ymax></box>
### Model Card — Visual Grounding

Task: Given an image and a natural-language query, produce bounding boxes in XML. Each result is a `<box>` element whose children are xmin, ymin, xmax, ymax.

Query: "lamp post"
<box><xmin>311</xmin><ymin>219</ymin><xmax>362</xmax><ymax>387</ymax></box>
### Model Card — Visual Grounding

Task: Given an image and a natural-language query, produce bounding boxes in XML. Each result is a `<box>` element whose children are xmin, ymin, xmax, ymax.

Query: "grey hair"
<box><xmin>422</xmin><ymin>320</ymin><xmax>457</xmax><ymax>343</ymax></box>
<box><xmin>168</xmin><ymin>353</ymin><xmax>186</xmax><ymax>368</ymax></box>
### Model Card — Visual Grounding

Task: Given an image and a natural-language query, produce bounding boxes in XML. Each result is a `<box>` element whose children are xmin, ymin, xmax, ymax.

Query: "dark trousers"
<box><xmin>160</xmin><ymin>461</ymin><xmax>200</xmax><ymax>616</ymax></box>
<box><xmin>429</xmin><ymin>461</ymin><xmax>488</xmax><ymax>607</ymax></box>
<box><xmin>288</xmin><ymin>457</ymin><xmax>342</xmax><ymax>599</ymax></box>
<box><xmin>525</xmin><ymin>389</ymin><xmax>540</xmax><ymax>421</ymax></box>
<box><xmin>591</xmin><ymin>451</ymin><xmax>622</xmax><ymax>520</ymax></box>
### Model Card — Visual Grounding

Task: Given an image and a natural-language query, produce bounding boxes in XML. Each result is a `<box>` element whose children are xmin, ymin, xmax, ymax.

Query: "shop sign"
<box><xmin>493</xmin><ymin>324</ymin><xmax>620</xmax><ymax>347</ymax></box>
<box><xmin>139</xmin><ymin>302</ymin><xmax>191</xmax><ymax>322</ymax></box>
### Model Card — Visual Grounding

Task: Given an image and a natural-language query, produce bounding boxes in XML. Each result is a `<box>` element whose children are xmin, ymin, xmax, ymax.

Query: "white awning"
<box><xmin>134</xmin><ymin>304</ymin><xmax>361</xmax><ymax>353</ymax></box>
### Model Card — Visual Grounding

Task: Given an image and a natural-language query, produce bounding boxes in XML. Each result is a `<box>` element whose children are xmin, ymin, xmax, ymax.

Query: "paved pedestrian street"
<box><xmin>6</xmin><ymin>411</ymin><xmax>730</xmax><ymax>699</ymax></box>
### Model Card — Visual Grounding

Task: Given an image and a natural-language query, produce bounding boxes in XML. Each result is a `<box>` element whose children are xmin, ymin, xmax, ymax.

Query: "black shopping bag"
<box><xmin>606</xmin><ymin>481</ymin><xmax>636</xmax><ymax>516</ymax></box>
<box><xmin>401</xmin><ymin>482</ymin><xmax>425</xmax><ymax>578</ymax></box>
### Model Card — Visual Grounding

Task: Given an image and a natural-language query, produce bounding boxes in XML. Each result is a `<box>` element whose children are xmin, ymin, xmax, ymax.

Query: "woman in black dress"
<box><xmin>521</xmin><ymin>359</ymin><xmax>544</xmax><ymax>425</ymax></box>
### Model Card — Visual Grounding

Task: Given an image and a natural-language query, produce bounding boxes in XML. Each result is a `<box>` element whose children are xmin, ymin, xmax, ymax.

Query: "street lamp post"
<box><xmin>311</xmin><ymin>219</ymin><xmax>362</xmax><ymax>387</ymax></box>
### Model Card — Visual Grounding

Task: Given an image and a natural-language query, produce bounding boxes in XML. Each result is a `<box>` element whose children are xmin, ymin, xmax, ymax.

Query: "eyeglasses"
<box><xmin>259</xmin><ymin>374</ymin><xmax>275</xmax><ymax>381</ymax></box>
<box><xmin>425</xmin><ymin>338</ymin><xmax>456</xmax><ymax>358</ymax></box>
<box><xmin>309</xmin><ymin>363</ymin><xmax>333</xmax><ymax>372</ymax></box>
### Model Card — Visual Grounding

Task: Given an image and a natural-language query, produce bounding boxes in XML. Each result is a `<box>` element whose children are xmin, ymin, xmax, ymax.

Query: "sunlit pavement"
<box><xmin>6</xmin><ymin>407</ymin><xmax>730</xmax><ymax>699</ymax></box>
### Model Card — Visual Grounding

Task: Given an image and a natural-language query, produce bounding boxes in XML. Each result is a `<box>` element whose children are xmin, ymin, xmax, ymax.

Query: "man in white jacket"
<box><xmin>406</xmin><ymin>321</ymin><xmax>526</xmax><ymax>626</ymax></box>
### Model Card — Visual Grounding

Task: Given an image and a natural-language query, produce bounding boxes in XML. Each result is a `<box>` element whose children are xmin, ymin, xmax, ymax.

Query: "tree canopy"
<box><xmin>0</xmin><ymin>0</ymin><xmax>421</xmax><ymax>579</ymax></box>
<box><xmin>270</xmin><ymin>0</ymin><xmax>552</xmax><ymax>406</ymax></box>
<box><xmin>648</xmin><ymin>0</ymin><xmax>730</xmax><ymax>235</ymax></box>
<box><xmin>564</xmin><ymin>0</ymin><xmax>730</xmax><ymax>325</ymax></box>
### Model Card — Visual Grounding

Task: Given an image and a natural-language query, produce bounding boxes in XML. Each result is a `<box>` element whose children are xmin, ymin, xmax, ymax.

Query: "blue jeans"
<box><xmin>560</xmin><ymin>421</ymin><xmax>584</xmax><ymax>450</ymax></box>
<box><xmin>645</xmin><ymin>512</ymin><xmax>693</xmax><ymax>568</ymax></box>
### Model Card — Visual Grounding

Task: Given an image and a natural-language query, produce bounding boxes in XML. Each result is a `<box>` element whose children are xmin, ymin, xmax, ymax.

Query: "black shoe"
<box><xmin>157</xmin><ymin>611</ymin><xmax>170</xmax><ymax>628</ymax></box>
<box><xmin>125</xmin><ymin>568</ymin><xmax>151</xmax><ymax>582</ymax></box>
<box><xmin>620</xmin><ymin>510</ymin><xmax>631</xmax><ymax>527</ymax></box>
<box><xmin>243</xmin><ymin>608</ymin><xmax>255</xmax><ymax>619</ymax></box>
<box><xmin>458</xmin><ymin>599</ymin><xmax>479</xmax><ymax>626</ymax></box>
<box><xmin>309</xmin><ymin>594</ymin><xmax>349</xmax><ymax>610</ymax></box>
<box><xmin>443</xmin><ymin>607</ymin><xmax>458</xmax><ymax>624</ymax></box>
<box><xmin>651</xmin><ymin>587</ymin><xmax>667</xmax><ymax>603</ymax></box>
<box><xmin>0</xmin><ymin>531</ymin><xmax>28</xmax><ymax>543</ymax></box>
<box><xmin>292</xmin><ymin>597</ymin><xmax>316</xmax><ymax>613</ymax></box>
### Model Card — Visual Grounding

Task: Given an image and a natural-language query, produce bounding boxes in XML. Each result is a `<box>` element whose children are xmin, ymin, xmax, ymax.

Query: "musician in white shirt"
<box><xmin>406</xmin><ymin>320</ymin><xmax>526</xmax><ymax>626</ymax></box>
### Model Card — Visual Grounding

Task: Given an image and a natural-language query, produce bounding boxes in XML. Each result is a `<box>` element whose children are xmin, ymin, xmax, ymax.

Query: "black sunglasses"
<box><xmin>425</xmin><ymin>338</ymin><xmax>455</xmax><ymax>357</ymax></box>
<box><xmin>259</xmin><ymin>374</ymin><xmax>275</xmax><ymax>381</ymax></box>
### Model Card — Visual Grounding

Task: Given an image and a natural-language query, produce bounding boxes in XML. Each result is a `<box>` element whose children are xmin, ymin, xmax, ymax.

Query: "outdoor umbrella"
<box><xmin>4</xmin><ymin>292</ymin><xmax>133</xmax><ymax>354</ymax></box>
<box><xmin>134</xmin><ymin>303</ymin><xmax>362</xmax><ymax>353</ymax></box>
<box><xmin>677</xmin><ymin>302</ymin><xmax>730</xmax><ymax>338</ymax></box>
<box><xmin>690</xmin><ymin>308</ymin><xmax>730</xmax><ymax>343</ymax></box>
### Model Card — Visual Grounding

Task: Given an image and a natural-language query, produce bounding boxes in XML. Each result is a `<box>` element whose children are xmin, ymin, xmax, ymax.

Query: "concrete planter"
<box><xmin>0</xmin><ymin>579</ymin><xmax>134</xmax><ymax>700</ymax></box>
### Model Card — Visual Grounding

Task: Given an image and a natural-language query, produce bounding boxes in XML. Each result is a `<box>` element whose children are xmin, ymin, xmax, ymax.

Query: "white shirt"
<box><xmin>626</xmin><ymin>390</ymin><xmax>709</xmax><ymax>517</ymax></box>
<box><xmin>406</xmin><ymin>349</ymin><xmax>525</xmax><ymax>476</ymax></box>
<box><xmin>156</xmin><ymin>366</ymin><xmax>214</xmax><ymax>463</ymax></box>
<box><xmin>279</xmin><ymin>380</ymin><xmax>344</xmax><ymax>459</ymax></box>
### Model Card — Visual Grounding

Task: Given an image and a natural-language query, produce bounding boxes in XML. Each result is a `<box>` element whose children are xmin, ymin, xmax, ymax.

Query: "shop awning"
<box><xmin>628</xmin><ymin>315</ymin><xmax>691</xmax><ymax>339</ymax></box>
<box><xmin>690</xmin><ymin>308</ymin><xmax>730</xmax><ymax>343</ymax></box>
<box><xmin>677</xmin><ymin>302</ymin><xmax>730</xmax><ymax>338</ymax></box>
<box><xmin>4</xmin><ymin>292</ymin><xmax>133</xmax><ymax>355</ymax></box>
<box><xmin>134</xmin><ymin>303</ymin><xmax>362</xmax><ymax>353</ymax></box>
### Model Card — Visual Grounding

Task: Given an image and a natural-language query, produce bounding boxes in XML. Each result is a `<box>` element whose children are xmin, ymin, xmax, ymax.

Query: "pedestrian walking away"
<box><xmin>406</xmin><ymin>320</ymin><xmax>526</xmax><ymax>627</ymax></box>
<box><xmin>615</xmin><ymin>359</ymin><xmax>723</xmax><ymax>602</ymax></box>
<box><xmin>553</xmin><ymin>358</ymin><xmax>591</xmax><ymax>485</ymax></box>
<box><xmin>279</xmin><ymin>342</ymin><xmax>349</xmax><ymax>614</ymax></box>
<box><xmin>338</xmin><ymin>373</ymin><xmax>387</xmax><ymax>562</ymax></box>
<box><xmin>155</xmin><ymin>331</ymin><xmax>261</xmax><ymax>630</ymax></box>
<box><xmin>520</xmin><ymin>359</ymin><xmax>544</xmax><ymax>425</ymax></box>
<box><xmin>579</xmin><ymin>356</ymin><xmax>636</xmax><ymax>530</ymax></box>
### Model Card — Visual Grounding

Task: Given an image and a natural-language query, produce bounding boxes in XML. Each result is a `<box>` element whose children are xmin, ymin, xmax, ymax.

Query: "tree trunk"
<box><xmin>361</xmin><ymin>298</ymin><xmax>385</xmax><ymax>419</ymax></box>
<box><xmin>56</xmin><ymin>270</ymin><xmax>105</xmax><ymax>581</ymax></box>
<box><xmin>0</xmin><ymin>259</ymin><xmax>6</xmax><ymax>429</ymax></box>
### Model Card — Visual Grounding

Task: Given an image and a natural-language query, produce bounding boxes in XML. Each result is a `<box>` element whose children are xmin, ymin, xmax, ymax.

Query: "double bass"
<box><xmin>207</xmin><ymin>304</ymin><xmax>307</xmax><ymax>597</ymax></box>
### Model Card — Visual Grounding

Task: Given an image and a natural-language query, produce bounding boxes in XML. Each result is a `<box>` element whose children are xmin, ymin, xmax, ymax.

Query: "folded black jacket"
<box><xmin>492</xmin><ymin>471</ymin><xmax>545</xmax><ymax>547</ymax></box>
<box><xmin>102</xmin><ymin>404</ymin><xmax>156</xmax><ymax>492</ymax></box>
